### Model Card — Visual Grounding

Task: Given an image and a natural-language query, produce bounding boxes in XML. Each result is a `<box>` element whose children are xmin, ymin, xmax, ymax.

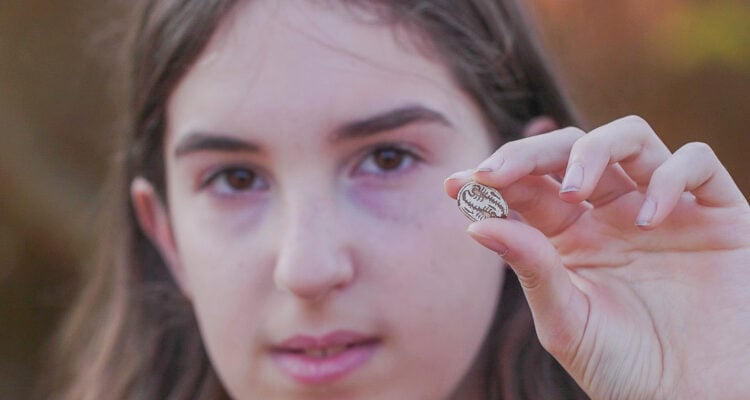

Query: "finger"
<box><xmin>474</xmin><ymin>127</ymin><xmax>585</xmax><ymax>188</ymax></box>
<box><xmin>467</xmin><ymin>218</ymin><xmax>589</xmax><ymax>357</ymax></box>
<box><xmin>444</xmin><ymin>169</ymin><xmax>474</xmax><ymax>197</ymax></box>
<box><xmin>495</xmin><ymin>175</ymin><xmax>590</xmax><ymax>236</ymax></box>
<box><xmin>585</xmin><ymin>163</ymin><xmax>638</xmax><ymax>207</ymax></box>
<box><xmin>636</xmin><ymin>142</ymin><xmax>748</xmax><ymax>228</ymax></box>
<box><xmin>473</xmin><ymin>127</ymin><xmax>638</xmax><ymax>206</ymax></box>
<box><xmin>446</xmin><ymin>169</ymin><xmax>590</xmax><ymax>236</ymax></box>
<box><xmin>560</xmin><ymin>115</ymin><xmax>671</xmax><ymax>204</ymax></box>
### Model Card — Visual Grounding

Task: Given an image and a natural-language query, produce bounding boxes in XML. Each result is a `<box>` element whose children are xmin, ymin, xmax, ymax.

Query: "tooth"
<box><xmin>304</xmin><ymin>348</ymin><xmax>323</xmax><ymax>357</ymax></box>
<box><xmin>303</xmin><ymin>345</ymin><xmax>348</xmax><ymax>358</ymax></box>
<box><xmin>327</xmin><ymin>345</ymin><xmax>345</xmax><ymax>356</ymax></box>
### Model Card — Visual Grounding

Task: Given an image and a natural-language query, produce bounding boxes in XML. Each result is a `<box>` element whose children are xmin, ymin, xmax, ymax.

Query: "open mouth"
<box><xmin>278</xmin><ymin>338</ymin><xmax>379</xmax><ymax>357</ymax></box>
<box><xmin>289</xmin><ymin>343</ymin><xmax>354</xmax><ymax>358</ymax></box>
<box><xmin>270</xmin><ymin>333</ymin><xmax>380</xmax><ymax>384</ymax></box>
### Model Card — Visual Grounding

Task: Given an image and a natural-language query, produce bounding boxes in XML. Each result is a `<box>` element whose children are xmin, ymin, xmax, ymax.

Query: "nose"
<box><xmin>273</xmin><ymin>197</ymin><xmax>355</xmax><ymax>302</ymax></box>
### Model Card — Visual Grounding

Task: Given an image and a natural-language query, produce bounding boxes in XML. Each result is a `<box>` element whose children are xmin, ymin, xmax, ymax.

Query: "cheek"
<box><xmin>374</xmin><ymin>213</ymin><xmax>502</xmax><ymax>331</ymax></box>
<box><xmin>168</xmin><ymin>208</ymin><xmax>274</xmax><ymax>380</ymax></box>
<box><xmin>347</xmin><ymin>161</ymin><xmax>504</xmax><ymax>320</ymax></box>
<box><xmin>351</xmin><ymin>177</ymin><xmax>504</xmax><ymax>378</ymax></box>
<box><xmin>361</xmin><ymin>192</ymin><xmax>503</xmax><ymax>315</ymax></box>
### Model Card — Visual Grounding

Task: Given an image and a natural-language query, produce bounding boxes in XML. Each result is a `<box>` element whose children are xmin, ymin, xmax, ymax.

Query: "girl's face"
<box><xmin>148</xmin><ymin>1</ymin><xmax>505</xmax><ymax>398</ymax></box>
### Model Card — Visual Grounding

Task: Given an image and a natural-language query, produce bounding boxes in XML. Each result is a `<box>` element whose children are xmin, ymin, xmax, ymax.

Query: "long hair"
<box><xmin>50</xmin><ymin>1</ymin><xmax>587</xmax><ymax>399</ymax></box>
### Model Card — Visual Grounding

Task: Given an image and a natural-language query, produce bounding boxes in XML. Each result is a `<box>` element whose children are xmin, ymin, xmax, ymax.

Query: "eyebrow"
<box><xmin>174</xmin><ymin>133</ymin><xmax>260</xmax><ymax>158</ymax></box>
<box><xmin>173</xmin><ymin>105</ymin><xmax>451</xmax><ymax>158</ymax></box>
<box><xmin>331</xmin><ymin>104</ymin><xmax>452</xmax><ymax>141</ymax></box>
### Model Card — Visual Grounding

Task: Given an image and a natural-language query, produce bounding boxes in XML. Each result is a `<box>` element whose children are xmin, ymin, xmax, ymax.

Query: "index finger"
<box><xmin>445</xmin><ymin>171</ymin><xmax>589</xmax><ymax>237</ymax></box>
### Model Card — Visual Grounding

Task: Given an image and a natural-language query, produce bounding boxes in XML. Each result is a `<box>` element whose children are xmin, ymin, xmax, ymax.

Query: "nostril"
<box><xmin>273</xmin><ymin>252</ymin><xmax>354</xmax><ymax>301</ymax></box>
<box><xmin>273</xmin><ymin>208</ymin><xmax>355</xmax><ymax>301</ymax></box>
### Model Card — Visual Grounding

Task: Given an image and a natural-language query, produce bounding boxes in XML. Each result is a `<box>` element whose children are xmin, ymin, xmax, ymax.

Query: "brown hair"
<box><xmin>50</xmin><ymin>1</ymin><xmax>587</xmax><ymax>399</ymax></box>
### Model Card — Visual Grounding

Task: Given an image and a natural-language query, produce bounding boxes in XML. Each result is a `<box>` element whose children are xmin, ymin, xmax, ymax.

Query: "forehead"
<box><xmin>192</xmin><ymin>1</ymin><xmax>440</xmax><ymax>78</ymax></box>
<box><xmin>166</xmin><ymin>0</ymin><xmax>477</xmax><ymax>139</ymax></box>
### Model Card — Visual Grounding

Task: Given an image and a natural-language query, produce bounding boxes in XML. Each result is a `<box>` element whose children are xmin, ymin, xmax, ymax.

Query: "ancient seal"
<box><xmin>457</xmin><ymin>181</ymin><xmax>509</xmax><ymax>222</ymax></box>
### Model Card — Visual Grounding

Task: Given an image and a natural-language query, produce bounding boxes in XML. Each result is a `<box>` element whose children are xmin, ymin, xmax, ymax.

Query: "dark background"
<box><xmin>1</xmin><ymin>0</ymin><xmax>748</xmax><ymax>398</ymax></box>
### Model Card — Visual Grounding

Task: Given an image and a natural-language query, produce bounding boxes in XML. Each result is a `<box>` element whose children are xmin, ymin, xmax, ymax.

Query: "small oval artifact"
<box><xmin>457</xmin><ymin>181</ymin><xmax>509</xmax><ymax>222</ymax></box>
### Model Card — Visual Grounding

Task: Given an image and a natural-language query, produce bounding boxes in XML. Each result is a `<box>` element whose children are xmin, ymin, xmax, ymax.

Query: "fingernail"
<box><xmin>560</xmin><ymin>162</ymin><xmax>584</xmax><ymax>193</ymax></box>
<box><xmin>475</xmin><ymin>157</ymin><xmax>504</xmax><ymax>173</ymax></box>
<box><xmin>636</xmin><ymin>197</ymin><xmax>657</xmax><ymax>227</ymax></box>
<box><xmin>467</xmin><ymin>227</ymin><xmax>509</xmax><ymax>256</ymax></box>
<box><xmin>445</xmin><ymin>169</ymin><xmax>474</xmax><ymax>181</ymax></box>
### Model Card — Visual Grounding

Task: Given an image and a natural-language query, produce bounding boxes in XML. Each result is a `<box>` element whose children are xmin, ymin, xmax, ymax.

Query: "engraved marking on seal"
<box><xmin>457</xmin><ymin>182</ymin><xmax>509</xmax><ymax>222</ymax></box>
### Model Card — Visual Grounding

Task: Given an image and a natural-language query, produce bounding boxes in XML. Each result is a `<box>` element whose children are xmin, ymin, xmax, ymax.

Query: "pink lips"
<box><xmin>271</xmin><ymin>330</ymin><xmax>379</xmax><ymax>384</ymax></box>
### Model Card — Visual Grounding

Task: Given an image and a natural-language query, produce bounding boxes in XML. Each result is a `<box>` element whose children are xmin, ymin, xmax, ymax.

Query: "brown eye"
<box><xmin>224</xmin><ymin>168</ymin><xmax>256</xmax><ymax>190</ymax></box>
<box><xmin>357</xmin><ymin>146</ymin><xmax>419</xmax><ymax>176</ymax></box>
<box><xmin>373</xmin><ymin>148</ymin><xmax>406</xmax><ymax>171</ymax></box>
<box><xmin>202</xmin><ymin>166</ymin><xmax>268</xmax><ymax>196</ymax></box>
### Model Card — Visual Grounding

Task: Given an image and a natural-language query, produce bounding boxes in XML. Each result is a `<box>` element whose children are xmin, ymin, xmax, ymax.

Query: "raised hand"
<box><xmin>445</xmin><ymin>116</ymin><xmax>750</xmax><ymax>399</ymax></box>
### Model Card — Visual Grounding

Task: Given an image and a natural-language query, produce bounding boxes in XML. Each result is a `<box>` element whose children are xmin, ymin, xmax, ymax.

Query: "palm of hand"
<box><xmin>556</xmin><ymin>192</ymin><xmax>750</xmax><ymax>399</ymax></box>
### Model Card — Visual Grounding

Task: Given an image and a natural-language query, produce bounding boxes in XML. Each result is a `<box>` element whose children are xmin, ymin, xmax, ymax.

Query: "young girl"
<box><xmin>52</xmin><ymin>0</ymin><xmax>750</xmax><ymax>399</ymax></box>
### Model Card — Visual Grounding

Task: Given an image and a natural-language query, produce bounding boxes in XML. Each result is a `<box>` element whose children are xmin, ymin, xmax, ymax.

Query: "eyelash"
<box><xmin>355</xmin><ymin>145</ymin><xmax>421</xmax><ymax>176</ymax></box>
<box><xmin>199</xmin><ymin>145</ymin><xmax>422</xmax><ymax>196</ymax></box>
<box><xmin>200</xmin><ymin>165</ymin><xmax>269</xmax><ymax>197</ymax></box>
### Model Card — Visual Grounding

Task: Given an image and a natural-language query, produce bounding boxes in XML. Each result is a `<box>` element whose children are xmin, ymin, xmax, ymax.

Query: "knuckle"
<box><xmin>554</xmin><ymin>127</ymin><xmax>587</xmax><ymax>156</ymax></box>
<box><xmin>680</xmin><ymin>141</ymin><xmax>715</xmax><ymax>158</ymax></box>
<box><xmin>621</xmin><ymin>114</ymin><xmax>650</xmax><ymax>129</ymax></box>
<box><xmin>497</xmin><ymin>137</ymin><xmax>525</xmax><ymax>157</ymax></box>
<box><xmin>621</xmin><ymin>114</ymin><xmax>646</xmax><ymax>124</ymax></box>
<box><xmin>570</xmin><ymin>129</ymin><xmax>599</xmax><ymax>154</ymax></box>
<box><xmin>558</xmin><ymin>126</ymin><xmax>586</xmax><ymax>139</ymax></box>
<box><xmin>515</xmin><ymin>268</ymin><xmax>542</xmax><ymax>291</ymax></box>
<box><xmin>621</xmin><ymin>114</ymin><xmax>657</xmax><ymax>138</ymax></box>
<box><xmin>649</xmin><ymin>162</ymin><xmax>672</xmax><ymax>183</ymax></box>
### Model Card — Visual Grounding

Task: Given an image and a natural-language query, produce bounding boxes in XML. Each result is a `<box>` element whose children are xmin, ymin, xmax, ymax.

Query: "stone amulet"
<box><xmin>457</xmin><ymin>181</ymin><xmax>509</xmax><ymax>222</ymax></box>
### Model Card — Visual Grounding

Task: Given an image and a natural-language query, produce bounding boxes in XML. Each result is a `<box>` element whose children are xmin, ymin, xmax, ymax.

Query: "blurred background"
<box><xmin>1</xmin><ymin>0</ymin><xmax>748</xmax><ymax>398</ymax></box>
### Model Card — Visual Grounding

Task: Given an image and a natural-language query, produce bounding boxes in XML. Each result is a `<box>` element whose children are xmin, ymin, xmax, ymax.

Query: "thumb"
<box><xmin>467</xmin><ymin>218</ymin><xmax>589</xmax><ymax>359</ymax></box>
